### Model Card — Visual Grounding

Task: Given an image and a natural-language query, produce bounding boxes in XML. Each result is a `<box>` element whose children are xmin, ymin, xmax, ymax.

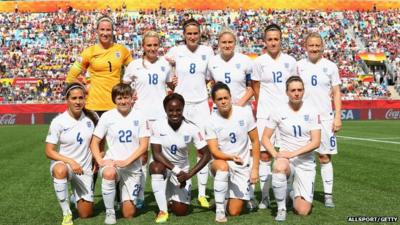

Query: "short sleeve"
<box><xmin>122</xmin><ymin>45</ymin><xmax>133</xmax><ymax>66</ymax></box>
<box><xmin>331</xmin><ymin>63</ymin><xmax>341</xmax><ymax>86</ymax></box>
<box><xmin>205</xmin><ymin>122</ymin><xmax>217</xmax><ymax>140</ymax></box>
<box><xmin>309</xmin><ymin>111</ymin><xmax>322</xmax><ymax>131</ymax></box>
<box><xmin>150</xmin><ymin>122</ymin><xmax>162</xmax><ymax>144</ymax></box>
<box><xmin>252</xmin><ymin>59</ymin><xmax>262</xmax><ymax>81</ymax></box>
<box><xmin>165</xmin><ymin>46</ymin><xmax>177</xmax><ymax>62</ymax></box>
<box><xmin>192</xmin><ymin>127</ymin><xmax>207</xmax><ymax>150</ymax></box>
<box><xmin>122</xmin><ymin>61</ymin><xmax>136</xmax><ymax>83</ymax></box>
<box><xmin>93</xmin><ymin>115</ymin><xmax>107</xmax><ymax>139</ymax></box>
<box><xmin>138</xmin><ymin>117</ymin><xmax>151</xmax><ymax>138</ymax></box>
<box><xmin>246</xmin><ymin>109</ymin><xmax>257</xmax><ymax>132</ymax></box>
<box><xmin>45</xmin><ymin>119</ymin><xmax>61</xmax><ymax>144</ymax></box>
<box><xmin>265</xmin><ymin>111</ymin><xmax>278</xmax><ymax>130</ymax></box>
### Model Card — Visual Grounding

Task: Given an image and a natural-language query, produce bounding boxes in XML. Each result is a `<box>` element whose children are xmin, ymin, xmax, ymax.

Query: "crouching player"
<box><xmin>261</xmin><ymin>76</ymin><xmax>321</xmax><ymax>221</ymax></box>
<box><xmin>206</xmin><ymin>82</ymin><xmax>260</xmax><ymax>223</ymax></box>
<box><xmin>90</xmin><ymin>83</ymin><xmax>150</xmax><ymax>224</ymax></box>
<box><xmin>45</xmin><ymin>83</ymin><xmax>95</xmax><ymax>225</ymax></box>
<box><xmin>150</xmin><ymin>93</ymin><xmax>211</xmax><ymax>223</ymax></box>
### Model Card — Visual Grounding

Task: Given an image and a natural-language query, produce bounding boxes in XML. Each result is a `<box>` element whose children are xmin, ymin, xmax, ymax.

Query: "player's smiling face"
<box><xmin>306</xmin><ymin>36</ymin><xmax>323</xmax><ymax>63</ymax></box>
<box><xmin>115</xmin><ymin>94</ymin><xmax>133</xmax><ymax>116</ymax></box>
<box><xmin>67</xmin><ymin>88</ymin><xmax>85</xmax><ymax>119</ymax></box>
<box><xmin>143</xmin><ymin>36</ymin><xmax>159</xmax><ymax>63</ymax></box>
<box><xmin>97</xmin><ymin>21</ymin><xmax>113</xmax><ymax>47</ymax></box>
<box><xmin>286</xmin><ymin>81</ymin><xmax>304</xmax><ymax>104</ymax></box>
<box><xmin>264</xmin><ymin>30</ymin><xmax>281</xmax><ymax>58</ymax></box>
<box><xmin>219</xmin><ymin>33</ymin><xmax>235</xmax><ymax>59</ymax></box>
<box><xmin>184</xmin><ymin>25</ymin><xmax>200</xmax><ymax>51</ymax></box>
<box><xmin>166</xmin><ymin>99</ymin><xmax>184</xmax><ymax>125</ymax></box>
<box><xmin>214</xmin><ymin>89</ymin><xmax>232</xmax><ymax>116</ymax></box>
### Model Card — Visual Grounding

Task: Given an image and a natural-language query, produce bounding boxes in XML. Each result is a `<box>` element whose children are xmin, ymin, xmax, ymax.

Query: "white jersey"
<box><xmin>209</xmin><ymin>53</ymin><xmax>253</xmax><ymax>106</ymax></box>
<box><xmin>151</xmin><ymin>118</ymin><xmax>207</xmax><ymax>168</ymax></box>
<box><xmin>252</xmin><ymin>53</ymin><xmax>297</xmax><ymax>118</ymax></box>
<box><xmin>266</xmin><ymin>103</ymin><xmax>321</xmax><ymax>170</ymax></box>
<box><xmin>165</xmin><ymin>45</ymin><xmax>214</xmax><ymax>102</ymax></box>
<box><xmin>46</xmin><ymin>111</ymin><xmax>94</xmax><ymax>172</ymax></box>
<box><xmin>93</xmin><ymin>108</ymin><xmax>150</xmax><ymax>172</ymax></box>
<box><xmin>123</xmin><ymin>57</ymin><xmax>172</xmax><ymax>121</ymax></box>
<box><xmin>297</xmin><ymin>58</ymin><xmax>341</xmax><ymax>120</ymax></box>
<box><xmin>206</xmin><ymin>105</ymin><xmax>256</xmax><ymax>167</ymax></box>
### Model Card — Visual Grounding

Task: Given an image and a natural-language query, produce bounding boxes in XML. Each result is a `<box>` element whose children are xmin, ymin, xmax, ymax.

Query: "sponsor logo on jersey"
<box><xmin>239</xmin><ymin>120</ymin><xmax>244</xmax><ymax>126</ymax></box>
<box><xmin>134</xmin><ymin>120</ymin><xmax>139</xmax><ymax>126</ymax></box>
<box><xmin>236</xmin><ymin>63</ymin><xmax>241</xmax><ymax>69</ymax></box>
<box><xmin>87</xmin><ymin>121</ymin><xmax>92</xmax><ymax>128</ymax></box>
<box><xmin>304</xmin><ymin>115</ymin><xmax>309</xmax><ymax>121</ymax></box>
<box><xmin>201</xmin><ymin>55</ymin><xmax>206</xmax><ymax>61</ymax></box>
<box><xmin>160</xmin><ymin>133</ymin><xmax>167</xmax><ymax>136</ymax></box>
<box><xmin>116</xmin><ymin>51</ymin><xmax>121</xmax><ymax>58</ymax></box>
<box><xmin>161</xmin><ymin>66</ymin><xmax>165</xmax><ymax>72</ymax></box>
<box><xmin>63</xmin><ymin>128</ymin><xmax>70</xmax><ymax>132</ymax></box>
<box><xmin>184</xmin><ymin>135</ymin><xmax>190</xmax><ymax>143</ymax></box>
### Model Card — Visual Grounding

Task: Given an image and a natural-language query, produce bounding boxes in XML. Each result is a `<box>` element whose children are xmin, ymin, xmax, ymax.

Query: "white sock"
<box><xmin>214</xmin><ymin>171</ymin><xmax>229</xmax><ymax>212</ymax></box>
<box><xmin>272</xmin><ymin>173</ymin><xmax>287</xmax><ymax>211</ymax></box>
<box><xmin>139</xmin><ymin>164</ymin><xmax>148</xmax><ymax>201</ymax></box>
<box><xmin>53</xmin><ymin>178</ymin><xmax>71</xmax><ymax>216</ymax></box>
<box><xmin>259</xmin><ymin>160</ymin><xmax>271</xmax><ymax>202</ymax></box>
<box><xmin>197</xmin><ymin>157</ymin><xmax>209</xmax><ymax>197</ymax></box>
<box><xmin>151</xmin><ymin>174</ymin><xmax>168</xmax><ymax>212</ymax></box>
<box><xmin>248</xmin><ymin>156</ymin><xmax>255</xmax><ymax>200</ymax></box>
<box><xmin>321</xmin><ymin>162</ymin><xmax>334</xmax><ymax>196</ymax></box>
<box><xmin>102</xmin><ymin>179</ymin><xmax>116</xmax><ymax>211</ymax></box>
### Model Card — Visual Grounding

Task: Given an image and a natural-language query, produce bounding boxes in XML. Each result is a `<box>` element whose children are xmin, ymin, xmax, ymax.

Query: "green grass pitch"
<box><xmin>0</xmin><ymin>121</ymin><xmax>399</xmax><ymax>225</ymax></box>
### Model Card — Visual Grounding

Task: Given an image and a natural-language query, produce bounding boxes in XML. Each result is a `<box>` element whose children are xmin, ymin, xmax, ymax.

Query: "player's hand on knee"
<box><xmin>114</xmin><ymin>159</ymin><xmax>130</xmax><ymax>168</ymax></box>
<box><xmin>100</xmin><ymin>159</ymin><xmax>114</xmax><ymax>168</ymax></box>
<box><xmin>69</xmin><ymin>160</ymin><xmax>83</xmax><ymax>175</ymax></box>
<box><xmin>177</xmin><ymin>171</ymin><xmax>190</xmax><ymax>183</ymax></box>
<box><xmin>232</xmin><ymin>155</ymin><xmax>243</xmax><ymax>165</ymax></box>
<box><xmin>277</xmin><ymin>151</ymin><xmax>293</xmax><ymax>159</ymax></box>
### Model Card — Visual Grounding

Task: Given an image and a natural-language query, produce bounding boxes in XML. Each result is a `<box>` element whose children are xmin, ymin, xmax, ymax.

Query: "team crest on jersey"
<box><xmin>201</xmin><ymin>55</ymin><xmax>206</xmax><ymax>61</ymax></box>
<box><xmin>184</xmin><ymin>135</ymin><xmax>190</xmax><ymax>143</ymax></box>
<box><xmin>115</xmin><ymin>51</ymin><xmax>121</xmax><ymax>58</ymax></box>
<box><xmin>87</xmin><ymin>121</ymin><xmax>92</xmax><ymax>128</ymax></box>
<box><xmin>236</xmin><ymin>63</ymin><xmax>241</xmax><ymax>69</ymax></box>
<box><xmin>134</xmin><ymin>120</ymin><xmax>139</xmax><ymax>126</ymax></box>
<box><xmin>323</xmin><ymin>67</ymin><xmax>328</xmax><ymax>73</ymax></box>
<box><xmin>284</xmin><ymin>63</ymin><xmax>289</xmax><ymax>69</ymax></box>
<box><xmin>239</xmin><ymin>120</ymin><xmax>245</xmax><ymax>127</ymax></box>
<box><xmin>161</xmin><ymin>66</ymin><xmax>165</xmax><ymax>72</ymax></box>
<box><xmin>304</xmin><ymin>115</ymin><xmax>309</xmax><ymax>121</ymax></box>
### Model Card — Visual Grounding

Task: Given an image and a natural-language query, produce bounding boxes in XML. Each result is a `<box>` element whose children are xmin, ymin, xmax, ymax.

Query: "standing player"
<box><xmin>206</xmin><ymin>82</ymin><xmax>260</xmax><ymax>223</ymax></box>
<box><xmin>297</xmin><ymin>32</ymin><xmax>342</xmax><ymax>208</ymax></box>
<box><xmin>165</xmin><ymin>18</ymin><xmax>214</xmax><ymax>208</ymax></box>
<box><xmin>262</xmin><ymin>76</ymin><xmax>321</xmax><ymax>221</ymax></box>
<box><xmin>150</xmin><ymin>93</ymin><xmax>211</xmax><ymax>223</ymax></box>
<box><xmin>90</xmin><ymin>83</ymin><xmax>150</xmax><ymax>224</ymax></box>
<box><xmin>208</xmin><ymin>28</ymin><xmax>256</xmax><ymax>209</ymax></box>
<box><xmin>66</xmin><ymin>15</ymin><xmax>133</xmax><ymax>116</ymax></box>
<box><xmin>45</xmin><ymin>83</ymin><xmax>95</xmax><ymax>225</ymax></box>
<box><xmin>251</xmin><ymin>24</ymin><xmax>297</xmax><ymax>209</ymax></box>
<box><xmin>123</xmin><ymin>30</ymin><xmax>174</xmax><ymax>208</ymax></box>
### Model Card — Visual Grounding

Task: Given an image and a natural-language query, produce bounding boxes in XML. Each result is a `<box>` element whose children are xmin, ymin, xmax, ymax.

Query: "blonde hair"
<box><xmin>96</xmin><ymin>16</ymin><xmax>114</xmax><ymax>30</ymax></box>
<box><xmin>142</xmin><ymin>30</ymin><xmax>160</xmax><ymax>68</ymax></box>
<box><xmin>218</xmin><ymin>28</ymin><xmax>236</xmax><ymax>42</ymax></box>
<box><xmin>305</xmin><ymin>32</ymin><xmax>324</xmax><ymax>47</ymax></box>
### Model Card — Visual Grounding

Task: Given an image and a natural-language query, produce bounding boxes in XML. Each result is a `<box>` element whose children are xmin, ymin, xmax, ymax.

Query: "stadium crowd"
<box><xmin>0</xmin><ymin>7</ymin><xmax>399</xmax><ymax>103</ymax></box>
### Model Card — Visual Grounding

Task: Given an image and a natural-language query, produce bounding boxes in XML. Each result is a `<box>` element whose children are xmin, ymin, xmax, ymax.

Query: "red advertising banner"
<box><xmin>1</xmin><ymin>100</ymin><xmax>400</xmax><ymax>125</ymax></box>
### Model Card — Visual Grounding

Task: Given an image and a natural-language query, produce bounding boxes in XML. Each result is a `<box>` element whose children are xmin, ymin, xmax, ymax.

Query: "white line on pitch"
<box><xmin>337</xmin><ymin>136</ymin><xmax>400</xmax><ymax>145</ymax></box>
<box><xmin>371</xmin><ymin>137</ymin><xmax>400</xmax><ymax>140</ymax></box>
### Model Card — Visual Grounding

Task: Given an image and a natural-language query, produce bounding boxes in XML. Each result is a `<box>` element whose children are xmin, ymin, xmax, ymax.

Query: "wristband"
<box><xmin>172</xmin><ymin>166</ymin><xmax>182</xmax><ymax>175</ymax></box>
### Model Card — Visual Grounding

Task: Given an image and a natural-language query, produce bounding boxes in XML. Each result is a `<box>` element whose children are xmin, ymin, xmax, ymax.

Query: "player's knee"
<box><xmin>78</xmin><ymin>209</ymin><xmax>93</xmax><ymax>218</ymax></box>
<box><xmin>260</xmin><ymin>151</ymin><xmax>271</xmax><ymax>161</ymax></box>
<box><xmin>318</xmin><ymin>154</ymin><xmax>331</xmax><ymax>164</ymax></box>
<box><xmin>295</xmin><ymin>206</ymin><xmax>311</xmax><ymax>216</ymax></box>
<box><xmin>228</xmin><ymin>206</ymin><xmax>242</xmax><ymax>216</ymax></box>
<box><xmin>212</xmin><ymin>160</ymin><xmax>229</xmax><ymax>172</ymax></box>
<box><xmin>77</xmin><ymin>200</ymin><xmax>93</xmax><ymax>218</ymax></box>
<box><xmin>102</xmin><ymin>168</ymin><xmax>116</xmax><ymax>180</ymax></box>
<box><xmin>52</xmin><ymin>163</ymin><xmax>68</xmax><ymax>178</ymax></box>
<box><xmin>122</xmin><ymin>201</ymin><xmax>136</xmax><ymax>218</ymax></box>
<box><xmin>149</xmin><ymin>161</ymin><xmax>165</xmax><ymax>174</ymax></box>
<box><xmin>273</xmin><ymin>161</ymin><xmax>288</xmax><ymax>173</ymax></box>
<box><xmin>171</xmin><ymin>201</ymin><xmax>188</xmax><ymax>216</ymax></box>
